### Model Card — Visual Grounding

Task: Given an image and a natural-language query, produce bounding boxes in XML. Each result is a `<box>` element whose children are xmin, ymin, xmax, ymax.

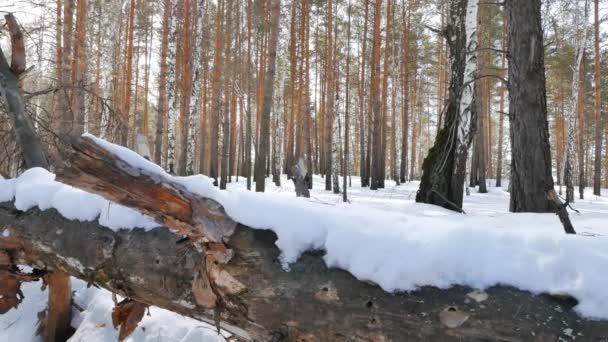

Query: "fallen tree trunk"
<box><xmin>0</xmin><ymin>201</ymin><xmax>426</xmax><ymax>341</ymax></box>
<box><xmin>2</xmin><ymin>136</ymin><xmax>586</xmax><ymax>341</ymax></box>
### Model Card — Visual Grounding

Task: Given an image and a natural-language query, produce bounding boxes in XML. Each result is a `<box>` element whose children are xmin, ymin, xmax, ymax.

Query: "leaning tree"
<box><xmin>415</xmin><ymin>0</ymin><xmax>479</xmax><ymax>211</ymax></box>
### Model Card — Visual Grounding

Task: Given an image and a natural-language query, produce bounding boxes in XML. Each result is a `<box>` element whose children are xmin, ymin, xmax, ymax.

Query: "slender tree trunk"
<box><xmin>52</xmin><ymin>0</ymin><xmax>63</xmax><ymax>140</ymax></box>
<box><xmin>71</xmin><ymin>0</ymin><xmax>87</xmax><ymax>135</ymax></box>
<box><xmin>121</xmin><ymin>0</ymin><xmax>136</xmax><ymax>146</ymax></box>
<box><xmin>496</xmin><ymin>16</ymin><xmax>506</xmax><ymax>187</ymax></box>
<box><xmin>285</xmin><ymin>3</ymin><xmax>297</xmax><ymax>175</ymax></box>
<box><xmin>564</xmin><ymin>0</ymin><xmax>589</xmax><ymax>203</ymax></box>
<box><xmin>254</xmin><ymin>0</ymin><xmax>281</xmax><ymax>192</ymax></box>
<box><xmin>245</xmin><ymin>0</ymin><xmax>252</xmax><ymax>190</ymax></box>
<box><xmin>209</xmin><ymin>0</ymin><xmax>224</xmax><ymax>184</ymax></box>
<box><xmin>377</xmin><ymin>0</ymin><xmax>393</xmax><ymax>189</ymax></box>
<box><xmin>400</xmin><ymin>9</ymin><xmax>410</xmax><ymax>184</ymax></box>
<box><xmin>155</xmin><ymin>0</ymin><xmax>171</xmax><ymax>165</ymax></box>
<box><xmin>324</xmin><ymin>0</ymin><xmax>335</xmax><ymax>191</ymax></box>
<box><xmin>577</xmin><ymin>53</ymin><xmax>586</xmax><ymax>200</ymax></box>
<box><xmin>359</xmin><ymin>0</ymin><xmax>369</xmax><ymax>187</ymax></box>
<box><xmin>59</xmin><ymin>0</ymin><xmax>74</xmax><ymax>137</ymax></box>
<box><xmin>220</xmin><ymin>0</ymin><xmax>233</xmax><ymax>188</ymax></box>
<box><xmin>343</xmin><ymin>0</ymin><xmax>352</xmax><ymax>202</ymax></box>
<box><xmin>593</xmin><ymin>0</ymin><xmax>602</xmax><ymax>196</ymax></box>
<box><xmin>166</xmin><ymin>0</ymin><xmax>179</xmax><ymax>172</ymax></box>
<box><xmin>409</xmin><ymin>63</ymin><xmax>418</xmax><ymax>181</ymax></box>
<box><xmin>369</xmin><ymin>0</ymin><xmax>383</xmax><ymax>190</ymax></box>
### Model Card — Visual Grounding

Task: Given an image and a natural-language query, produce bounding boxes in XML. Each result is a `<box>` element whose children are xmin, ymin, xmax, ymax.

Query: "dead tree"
<box><xmin>291</xmin><ymin>158</ymin><xmax>311</xmax><ymax>198</ymax></box>
<box><xmin>0</xmin><ymin>14</ymin><xmax>71</xmax><ymax>342</ymax></box>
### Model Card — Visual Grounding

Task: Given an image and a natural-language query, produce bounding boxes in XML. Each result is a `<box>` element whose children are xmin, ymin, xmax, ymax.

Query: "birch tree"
<box><xmin>416</xmin><ymin>0</ymin><xmax>479</xmax><ymax>211</ymax></box>
<box><xmin>563</xmin><ymin>0</ymin><xmax>589</xmax><ymax>203</ymax></box>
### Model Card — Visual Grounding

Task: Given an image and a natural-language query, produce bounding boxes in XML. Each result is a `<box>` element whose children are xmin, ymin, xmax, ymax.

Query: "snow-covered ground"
<box><xmin>0</xmin><ymin>275</ymin><xmax>229</xmax><ymax>342</ymax></box>
<box><xmin>2</xmin><ymin>136</ymin><xmax>608</xmax><ymax>340</ymax></box>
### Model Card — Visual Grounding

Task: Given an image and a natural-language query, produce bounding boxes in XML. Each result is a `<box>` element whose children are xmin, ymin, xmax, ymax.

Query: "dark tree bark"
<box><xmin>507</xmin><ymin>0</ymin><xmax>557</xmax><ymax>212</ymax></box>
<box><xmin>369</xmin><ymin>0</ymin><xmax>383</xmax><ymax>190</ymax></box>
<box><xmin>506</xmin><ymin>0</ymin><xmax>575</xmax><ymax>234</ymax></box>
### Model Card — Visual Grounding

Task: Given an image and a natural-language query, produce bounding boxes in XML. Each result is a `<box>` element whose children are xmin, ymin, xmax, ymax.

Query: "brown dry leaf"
<box><xmin>111</xmin><ymin>299</ymin><xmax>148</xmax><ymax>341</ymax></box>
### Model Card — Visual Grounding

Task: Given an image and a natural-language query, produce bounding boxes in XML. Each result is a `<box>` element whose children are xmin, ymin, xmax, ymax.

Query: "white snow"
<box><xmin>0</xmin><ymin>167</ymin><xmax>158</xmax><ymax>231</ymax></box>
<box><xmin>2</xmin><ymin>136</ymin><xmax>608</xmax><ymax>342</ymax></box>
<box><xmin>0</xmin><ymin>274</ymin><xmax>227</xmax><ymax>342</ymax></box>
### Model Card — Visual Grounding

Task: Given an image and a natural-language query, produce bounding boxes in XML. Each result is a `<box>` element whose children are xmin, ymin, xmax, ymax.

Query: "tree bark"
<box><xmin>563</xmin><ymin>0</ymin><xmax>589</xmax><ymax>203</ymax></box>
<box><xmin>369</xmin><ymin>0</ymin><xmax>383</xmax><ymax>190</ymax></box>
<box><xmin>592</xmin><ymin>0</ymin><xmax>602</xmax><ymax>196</ymax></box>
<box><xmin>415</xmin><ymin>0</ymin><xmax>478</xmax><ymax>211</ymax></box>
<box><xmin>254</xmin><ymin>0</ymin><xmax>281</xmax><ymax>192</ymax></box>
<box><xmin>359</xmin><ymin>0</ymin><xmax>369</xmax><ymax>187</ymax></box>
<box><xmin>155</xmin><ymin>0</ymin><xmax>171</xmax><ymax>165</ymax></box>
<box><xmin>496</xmin><ymin>16</ymin><xmax>506</xmax><ymax>188</ymax></box>
<box><xmin>506</xmin><ymin>0</ymin><xmax>576</xmax><ymax>235</ymax></box>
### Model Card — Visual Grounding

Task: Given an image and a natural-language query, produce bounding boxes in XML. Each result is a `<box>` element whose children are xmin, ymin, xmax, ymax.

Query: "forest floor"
<box><xmin>2</xmin><ymin>165</ymin><xmax>608</xmax><ymax>341</ymax></box>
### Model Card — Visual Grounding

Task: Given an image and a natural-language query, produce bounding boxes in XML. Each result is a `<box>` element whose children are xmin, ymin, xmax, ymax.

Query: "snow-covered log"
<box><xmin>0</xmin><ymin>135</ymin><xmax>422</xmax><ymax>340</ymax></box>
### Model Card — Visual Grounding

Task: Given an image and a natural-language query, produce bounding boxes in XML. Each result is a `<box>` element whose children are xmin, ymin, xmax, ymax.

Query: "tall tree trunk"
<box><xmin>324</xmin><ymin>0</ymin><xmax>335</xmax><ymax>191</ymax></box>
<box><xmin>209</xmin><ymin>0</ymin><xmax>224</xmax><ymax>184</ymax></box>
<box><xmin>245</xmin><ymin>0</ymin><xmax>252</xmax><ymax>190</ymax></box>
<box><xmin>563</xmin><ymin>0</ymin><xmax>589</xmax><ymax>203</ymax></box>
<box><xmin>285</xmin><ymin>3</ymin><xmax>297</xmax><ymax>176</ymax></box>
<box><xmin>577</xmin><ymin>53</ymin><xmax>586</xmax><ymax>200</ymax></box>
<box><xmin>186</xmin><ymin>0</ymin><xmax>206</xmax><ymax>175</ymax></box>
<box><xmin>409</xmin><ymin>60</ymin><xmax>418</xmax><ymax>181</ymax></box>
<box><xmin>506</xmin><ymin>0</ymin><xmax>559</xmax><ymax>212</ymax></box>
<box><xmin>71</xmin><ymin>0</ymin><xmax>87</xmax><ymax>135</ymax></box>
<box><xmin>59</xmin><ymin>0</ymin><xmax>74</xmax><ymax>138</ymax></box>
<box><xmin>254</xmin><ymin>0</ymin><xmax>281</xmax><ymax>192</ymax></box>
<box><xmin>166</xmin><ymin>0</ymin><xmax>179</xmax><ymax>172</ymax></box>
<box><xmin>400</xmin><ymin>8</ymin><xmax>410</xmax><ymax>184</ymax></box>
<box><xmin>177</xmin><ymin>0</ymin><xmax>193</xmax><ymax>176</ymax></box>
<box><xmin>369</xmin><ymin>0</ymin><xmax>383</xmax><ymax>190</ymax></box>
<box><xmin>359</xmin><ymin>0</ymin><xmax>369</xmax><ymax>187</ymax></box>
<box><xmin>592</xmin><ymin>0</ymin><xmax>602</xmax><ymax>196</ymax></box>
<box><xmin>121</xmin><ymin>0</ymin><xmax>136</xmax><ymax>146</ymax></box>
<box><xmin>155</xmin><ymin>0</ymin><xmax>171</xmax><ymax>165</ymax></box>
<box><xmin>90</xmin><ymin>3</ymin><xmax>102</xmax><ymax>137</ymax></box>
<box><xmin>496</xmin><ymin>16</ymin><xmax>506</xmax><ymax>188</ymax></box>
<box><xmin>378</xmin><ymin>0</ymin><xmax>393</xmax><ymax>189</ymax></box>
<box><xmin>343</xmin><ymin>0</ymin><xmax>352</xmax><ymax>202</ymax></box>
<box><xmin>416</xmin><ymin>0</ymin><xmax>478</xmax><ymax>211</ymax></box>
<box><xmin>220</xmin><ymin>0</ymin><xmax>233</xmax><ymax>188</ymax></box>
